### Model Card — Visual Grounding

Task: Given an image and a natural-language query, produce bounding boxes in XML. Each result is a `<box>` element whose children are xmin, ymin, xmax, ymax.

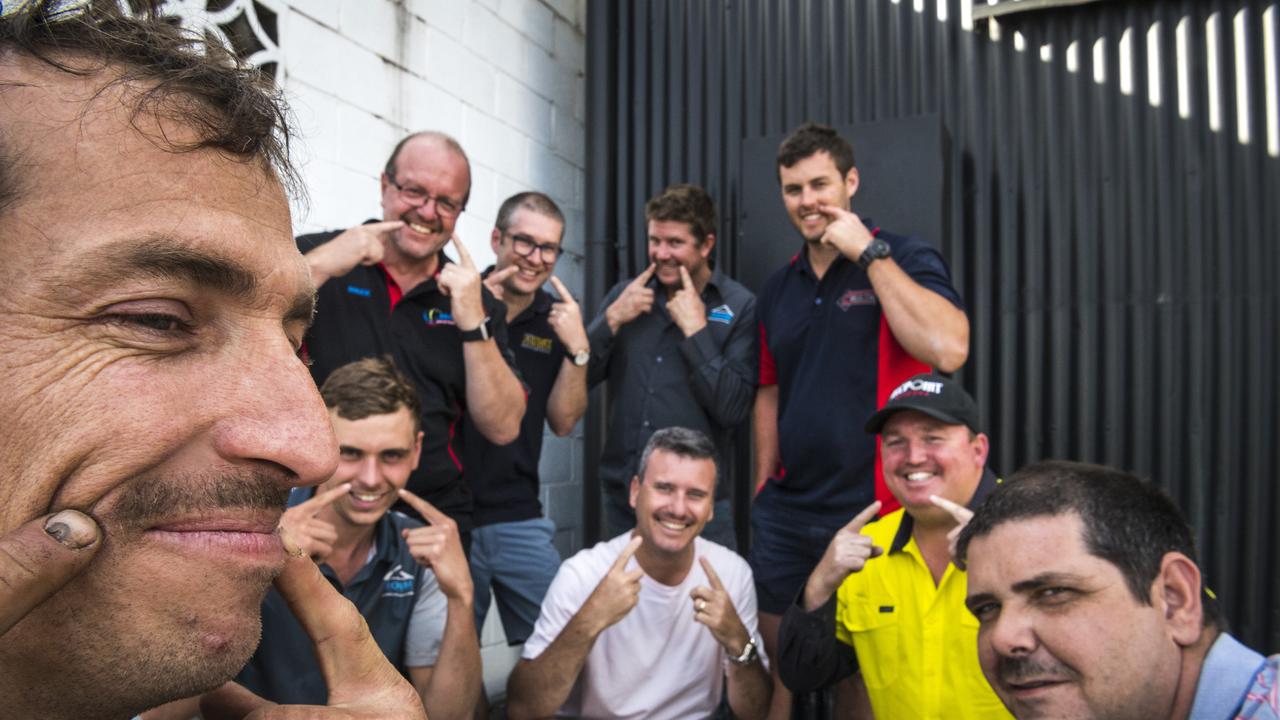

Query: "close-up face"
<box><xmin>778</xmin><ymin>150</ymin><xmax>858</xmax><ymax>243</ymax></box>
<box><xmin>0</xmin><ymin>61</ymin><xmax>337</xmax><ymax>711</ymax></box>
<box><xmin>380</xmin><ymin>136</ymin><xmax>471</xmax><ymax>262</ymax></box>
<box><xmin>320</xmin><ymin>407</ymin><xmax>423</xmax><ymax>528</ymax></box>
<box><xmin>964</xmin><ymin>514</ymin><xmax>1183</xmax><ymax>720</ymax></box>
<box><xmin>880</xmin><ymin>410</ymin><xmax>988</xmax><ymax>522</ymax></box>
<box><xmin>629</xmin><ymin>450</ymin><xmax>716</xmax><ymax>557</ymax></box>
<box><xmin>491</xmin><ymin>207</ymin><xmax>565</xmax><ymax>296</ymax></box>
<box><xmin>647</xmin><ymin>219</ymin><xmax>714</xmax><ymax>288</ymax></box>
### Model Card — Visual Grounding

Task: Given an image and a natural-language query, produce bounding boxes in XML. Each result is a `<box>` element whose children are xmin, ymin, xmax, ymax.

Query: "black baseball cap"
<box><xmin>864</xmin><ymin>373</ymin><xmax>981</xmax><ymax>434</ymax></box>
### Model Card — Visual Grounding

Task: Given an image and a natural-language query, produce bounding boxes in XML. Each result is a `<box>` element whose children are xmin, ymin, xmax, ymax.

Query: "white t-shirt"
<box><xmin>523</xmin><ymin>533</ymin><xmax>768</xmax><ymax>719</ymax></box>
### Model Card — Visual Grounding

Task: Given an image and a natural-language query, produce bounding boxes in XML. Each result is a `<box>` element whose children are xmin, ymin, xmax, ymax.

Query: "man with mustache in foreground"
<box><xmin>299</xmin><ymin>130</ymin><xmax>526</xmax><ymax>536</ymax></box>
<box><xmin>0</xmin><ymin>2</ymin><xmax>421</xmax><ymax>718</ymax></box>
<box><xmin>958</xmin><ymin>461</ymin><xmax>1279</xmax><ymax>719</ymax></box>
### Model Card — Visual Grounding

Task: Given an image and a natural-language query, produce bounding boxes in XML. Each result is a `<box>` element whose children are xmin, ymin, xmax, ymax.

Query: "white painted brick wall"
<box><xmin>273</xmin><ymin>0</ymin><xmax>587</xmax><ymax>704</ymax></box>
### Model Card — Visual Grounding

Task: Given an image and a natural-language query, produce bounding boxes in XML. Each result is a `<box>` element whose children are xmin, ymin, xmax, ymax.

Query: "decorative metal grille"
<box><xmin>153</xmin><ymin>0</ymin><xmax>282</xmax><ymax>82</ymax></box>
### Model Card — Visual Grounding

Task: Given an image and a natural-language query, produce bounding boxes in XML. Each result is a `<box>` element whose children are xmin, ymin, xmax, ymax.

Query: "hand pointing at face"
<box><xmin>803</xmin><ymin>500</ymin><xmax>884</xmax><ymax>611</ymax></box>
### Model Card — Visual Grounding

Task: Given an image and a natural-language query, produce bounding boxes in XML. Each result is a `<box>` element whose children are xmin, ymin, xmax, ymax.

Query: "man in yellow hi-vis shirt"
<box><xmin>776</xmin><ymin>373</ymin><xmax>1010</xmax><ymax>719</ymax></box>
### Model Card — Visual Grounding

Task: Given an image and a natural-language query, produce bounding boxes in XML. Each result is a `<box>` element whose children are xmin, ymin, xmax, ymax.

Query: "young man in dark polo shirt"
<box><xmin>465</xmin><ymin>192</ymin><xmax>590</xmax><ymax>715</ymax></box>
<box><xmin>236</xmin><ymin>357</ymin><xmax>481</xmax><ymax>719</ymax></box>
<box><xmin>750</xmin><ymin>122</ymin><xmax>970</xmax><ymax>718</ymax></box>
<box><xmin>587</xmin><ymin>184</ymin><xmax>758</xmax><ymax>549</ymax></box>
<box><xmin>298</xmin><ymin>132</ymin><xmax>526</xmax><ymax>534</ymax></box>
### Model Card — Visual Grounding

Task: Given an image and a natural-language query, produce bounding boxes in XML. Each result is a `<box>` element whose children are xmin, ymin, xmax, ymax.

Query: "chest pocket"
<box><xmin>839</xmin><ymin>594</ymin><xmax>902</xmax><ymax>690</ymax></box>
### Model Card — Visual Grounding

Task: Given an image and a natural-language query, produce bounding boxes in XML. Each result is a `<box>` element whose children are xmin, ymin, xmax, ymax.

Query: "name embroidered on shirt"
<box><xmin>708</xmin><ymin>304</ymin><xmax>735</xmax><ymax>324</ymax></box>
<box><xmin>423</xmin><ymin>309</ymin><xmax>455</xmax><ymax>326</ymax></box>
<box><xmin>346</xmin><ymin>285</ymin><xmax>372</xmax><ymax>298</ymax></box>
<box><xmin>521</xmin><ymin>334</ymin><xmax>554</xmax><ymax>353</ymax></box>
<box><xmin>382</xmin><ymin>565</ymin><xmax>415</xmax><ymax>597</ymax></box>
<box><xmin>837</xmin><ymin>289</ymin><xmax>877</xmax><ymax>311</ymax></box>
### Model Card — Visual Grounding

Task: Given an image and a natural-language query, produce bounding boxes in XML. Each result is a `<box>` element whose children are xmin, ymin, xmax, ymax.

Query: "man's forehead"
<box><xmin>883</xmin><ymin>410</ymin><xmax>961</xmax><ymax>435</ymax></box>
<box><xmin>646</xmin><ymin>451</ymin><xmax>716</xmax><ymax>485</ymax></box>
<box><xmin>970</xmin><ymin>514</ymin><xmax>1094</xmax><ymax>584</ymax></box>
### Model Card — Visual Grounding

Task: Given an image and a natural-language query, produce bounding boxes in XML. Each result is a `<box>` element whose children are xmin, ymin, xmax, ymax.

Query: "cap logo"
<box><xmin>890</xmin><ymin>378</ymin><xmax>944</xmax><ymax>400</ymax></box>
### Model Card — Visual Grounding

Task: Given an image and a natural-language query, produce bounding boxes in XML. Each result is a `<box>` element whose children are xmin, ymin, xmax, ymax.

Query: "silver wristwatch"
<box><xmin>729</xmin><ymin>637</ymin><xmax>759</xmax><ymax>666</ymax></box>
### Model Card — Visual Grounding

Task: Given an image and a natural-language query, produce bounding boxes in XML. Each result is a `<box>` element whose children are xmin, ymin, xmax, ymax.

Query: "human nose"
<box><xmin>351</xmin><ymin>456</ymin><xmax>380</xmax><ymax>489</ymax></box>
<box><xmin>987</xmin><ymin>605</ymin><xmax>1038</xmax><ymax>658</ymax></box>
<box><xmin>905</xmin><ymin>439</ymin><xmax>929</xmax><ymax>465</ymax></box>
<box><xmin>211</xmin><ymin>333</ymin><xmax>338</xmax><ymax>489</ymax></box>
<box><xmin>799</xmin><ymin>186</ymin><xmax>819</xmax><ymax>208</ymax></box>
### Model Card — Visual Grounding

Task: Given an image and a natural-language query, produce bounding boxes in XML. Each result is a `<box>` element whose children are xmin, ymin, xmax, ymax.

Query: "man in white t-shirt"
<box><xmin>506</xmin><ymin>427</ymin><xmax>772</xmax><ymax>719</ymax></box>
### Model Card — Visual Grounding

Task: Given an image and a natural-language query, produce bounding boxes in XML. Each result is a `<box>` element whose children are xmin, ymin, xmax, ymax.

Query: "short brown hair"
<box><xmin>320</xmin><ymin>356</ymin><xmax>421</xmax><ymax>432</ymax></box>
<box><xmin>645</xmin><ymin>184</ymin><xmax>717</xmax><ymax>244</ymax></box>
<box><xmin>383</xmin><ymin>130</ymin><xmax>472</xmax><ymax>207</ymax></box>
<box><xmin>0</xmin><ymin>0</ymin><xmax>297</xmax><ymax>214</ymax></box>
<box><xmin>776</xmin><ymin>122</ymin><xmax>856</xmax><ymax>179</ymax></box>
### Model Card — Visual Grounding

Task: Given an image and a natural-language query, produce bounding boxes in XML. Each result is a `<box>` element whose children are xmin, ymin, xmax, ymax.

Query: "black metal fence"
<box><xmin>585</xmin><ymin>0</ymin><xmax>1279</xmax><ymax>651</ymax></box>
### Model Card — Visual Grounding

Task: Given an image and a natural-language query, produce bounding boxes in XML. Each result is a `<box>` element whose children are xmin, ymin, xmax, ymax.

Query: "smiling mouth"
<box><xmin>407</xmin><ymin>221</ymin><xmax>436</xmax><ymax>234</ymax></box>
<box><xmin>904</xmin><ymin>471</ymin><xmax>937</xmax><ymax>484</ymax></box>
<box><xmin>1005</xmin><ymin>678</ymin><xmax>1068</xmax><ymax>694</ymax></box>
<box><xmin>656</xmin><ymin>516</ymin><xmax>692</xmax><ymax>532</ymax></box>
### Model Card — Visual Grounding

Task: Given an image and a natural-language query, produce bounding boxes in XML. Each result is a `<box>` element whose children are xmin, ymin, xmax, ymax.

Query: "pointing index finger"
<box><xmin>450</xmin><ymin>234</ymin><xmax>476</xmax><ymax>269</ymax></box>
<box><xmin>815</xmin><ymin>204</ymin><xmax>853</xmax><ymax>220</ymax></box>
<box><xmin>294</xmin><ymin>482</ymin><xmax>351</xmax><ymax>515</ymax></box>
<box><xmin>397</xmin><ymin>488</ymin><xmax>449</xmax><ymax>525</ymax></box>
<box><xmin>679</xmin><ymin>265</ymin><xmax>694</xmax><ymax>290</ymax></box>
<box><xmin>548</xmin><ymin>275</ymin><xmax>573</xmax><ymax>301</ymax></box>
<box><xmin>698</xmin><ymin>556</ymin><xmax>725</xmax><ymax>591</ymax></box>
<box><xmin>488</xmin><ymin>265</ymin><xmax>519</xmax><ymax>283</ymax></box>
<box><xmin>634</xmin><ymin>263</ymin><xmax>657</xmax><ymax>285</ymax></box>
<box><xmin>929</xmin><ymin>495</ymin><xmax>974</xmax><ymax>524</ymax></box>
<box><xmin>611</xmin><ymin>534</ymin><xmax>643</xmax><ymax>572</ymax></box>
<box><xmin>842</xmin><ymin>500</ymin><xmax>883</xmax><ymax>533</ymax></box>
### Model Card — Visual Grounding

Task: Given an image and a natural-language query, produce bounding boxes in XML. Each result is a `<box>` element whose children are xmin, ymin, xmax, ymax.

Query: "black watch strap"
<box><xmin>857</xmin><ymin>238</ymin><xmax>891</xmax><ymax>270</ymax></box>
<box><xmin>459</xmin><ymin>316</ymin><xmax>491</xmax><ymax>342</ymax></box>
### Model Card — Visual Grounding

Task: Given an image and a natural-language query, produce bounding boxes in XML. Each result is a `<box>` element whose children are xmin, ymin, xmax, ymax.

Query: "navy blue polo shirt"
<box><xmin>299</xmin><ymin>225</ymin><xmax>520</xmax><ymax>531</ymax></box>
<box><xmin>236</xmin><ymin>503</ymin><xmax>434</xmax><ymax>705</ymax></box>
<box><xmin>756</xmin><ymin>221</ymin><xmax>963</xmax><ymax>521</ymax></box>
<box><xmin>464</xmin><ymin>279</ymin><xmax>566</xmax><ymax>527</ymax></box>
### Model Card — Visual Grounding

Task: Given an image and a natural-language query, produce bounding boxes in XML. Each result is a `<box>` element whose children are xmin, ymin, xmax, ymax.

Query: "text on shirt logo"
<box><xmin>382</xmin><ymin>564</ymin><xmax>415</xmax><ymax>597</ymax></box>
<box><xmin>837</xmin><ymin>289</ymin><xmax>877</xmax><ymax>311</ymax></box>
<box><xmin>346</xmin><ymin>284</ymin><xmax>372</xmax><ymax>298</ymax></box>
<box><xmin>521</xmin><ymin>334</ymin><xmax>554</xmax><ymax>353</ymax></box>
<box><xmin>708</xmin><ymin>304</ymin><xmax>735</xmax><ymax>324</ymax></box>
<box><xmin>423</xmin><ymin>309</ymin><xmax>455</xmax><ymax>326</ymax></box>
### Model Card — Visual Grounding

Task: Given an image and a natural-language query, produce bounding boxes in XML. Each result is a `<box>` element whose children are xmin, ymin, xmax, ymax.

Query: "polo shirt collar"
<box><xmin>889</xmin><ymin>466</ymin><xmax>999</xmax><ymax>554</ymax></box>
<box><xmin>1188</xmin><ymin>632</ymin><xmax>1267</xmax><ymax>719</ymax></box>
<box><xmin>481</xmin><ymin>265</ymin><xmax>553</xmax><ymax>324</ymax></box>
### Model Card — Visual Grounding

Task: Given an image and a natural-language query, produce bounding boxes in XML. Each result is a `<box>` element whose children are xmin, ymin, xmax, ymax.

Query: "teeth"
<box><xmin>352</xmin><ymin>492</ymin><xmax>381</xmax><ymax>502</ymax></box>
<box><xmin>658</xmin><ymin>520</ymin><xmax>687</xmax><ymax>531</ymax></box>
<box><xmin>906</xmin><ymin>472</ymin><xmax>934</xmax><ymax>483</ymax></box>
<box><xmin>408</xmin><ymin>222</ymin><xmax>432</xmax><ymax>234</ymax></box>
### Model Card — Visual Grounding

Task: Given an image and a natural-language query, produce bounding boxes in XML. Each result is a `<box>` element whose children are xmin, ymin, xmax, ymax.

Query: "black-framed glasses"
<box><xmin>508</xmin><ymin>233</ymin><xmax>561</xmax><ymax>262</ymax></box>
<box><xmin>386</xmin><ymin>175</ymin><xmax>464</xmax><ymax>218</ymax></box>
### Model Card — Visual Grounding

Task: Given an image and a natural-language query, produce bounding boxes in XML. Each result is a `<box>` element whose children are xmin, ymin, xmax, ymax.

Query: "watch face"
<box><xmin>572</xmin><ymin>350</ymin><xmax>590</xmax><ymax>366</ymax></box>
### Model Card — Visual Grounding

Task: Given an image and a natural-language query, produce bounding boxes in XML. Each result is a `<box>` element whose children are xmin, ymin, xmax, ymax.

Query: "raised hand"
<box><xmin>0</xmin><ymin>510</ymin><xmax>101</xmax><ymax>638</ymax></box>
<box><xmin>581</xmin><ymin>535</ymin><xmax>645</xmax><ymax>633</ymax></box>
<box><xmin>803</xmin><ymin>500</ymin><xmax>884</xmax><ymax>611</ymax></box>
<box><xmin>666</xmin><ymin>266</ymin><xmax>707</xmax><ymax>337</ymax></box>
<box><xmin>438</xmin><ymin>235</ymin><xmax>487</xmax><ymax>332</ymax></box>
<box><xmin>201</xmin><ymin>529</ymin><xmax>426</xmax><ymax>719</ymax></box>
<box><xmin>305</xmin><ymin>220</ymin><xmax>403</xmax><ymax>286</ymax></box>
<box><xmin>397</xmin><ymin>489</ymin><xmax>473</xmax><ymax>601</ymax></box>
<box><xmin>815</xmin><ymin>204</ymin><xmax>873</xmax><ymax>261</ymax></box>
<box><xmin>547</xmin><ymin>276</ymin><xmax>588</xmax><ymax>353</ymax></box>
<box><xmin>276</xmin><ymin>483</ymin><xmax>348</xmax><ymax>562</ymax></box>
<box><xmin>929</xmin><ymin>494</ymin><xmax>975</xmax><ymax>564</ymax></box>
<box><xmin>603</xmin><ymin>264</ymin><xmax>656</xmax><ymax>334</ymax></box>
<box><xmin>690</xmin><ymin>557</ymin><xmax>751</xmax><ymax>655</ymax></box>
<box><xmin>482</xmin><ymin>265</ymin><xmax>519</xmax><ymax>302</ymax></box>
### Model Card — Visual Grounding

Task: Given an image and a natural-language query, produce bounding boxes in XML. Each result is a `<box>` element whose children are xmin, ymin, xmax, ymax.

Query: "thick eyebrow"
<box><xmin>1011</xmin><ymin>571</ymin><xmax>1089</xmax><ymax>595</ymax></box>
<box><xmin>71</xmin><ymin>235</ymin><xmax>316</xmax><ymax>325</ymax></box>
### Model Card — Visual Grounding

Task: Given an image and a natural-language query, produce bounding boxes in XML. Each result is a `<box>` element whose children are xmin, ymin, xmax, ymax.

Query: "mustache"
<box><xmin>107</xmin><ymin>469</ymin><xmax>290</xmax><ymax>527</ymax></box>
<box><xmin>996</xmin><ymin>654</ymin><xmax>1071</xmax><ymax>684</ymax></box>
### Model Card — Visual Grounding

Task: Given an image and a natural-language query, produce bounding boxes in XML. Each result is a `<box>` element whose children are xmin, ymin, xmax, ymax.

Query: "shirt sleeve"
<box><xmin>893</xmin><ymin>238</ymin><xmax>964</xmax><ymax>310</ymax></box>
<box><xmin>776</xmin><ymin>591</ymin><xmax>857</xmax><ymax>693</ymax></box>
<box><xmin>585</xmin><ymin>281</ymin><xmax>626</xmax><ymax>388</ymax></box>
<box><xmin>758</xmin><ymin>321</ymin><xmax>778</xmax><ymax>387</ymax></box>
<box><xmin>677</xmin><ymin>292</ymin><xmax>759</xmax><ymax>427</ymax></box>
<box><xmin>521</xmin><ymin>557</ymin><xmax>594</xmax><ymax>660</ymax></box>
<box><xmin>403</xmin><ymin>569</ymin><xmax>448</xmax><ymax>667</ymax></box>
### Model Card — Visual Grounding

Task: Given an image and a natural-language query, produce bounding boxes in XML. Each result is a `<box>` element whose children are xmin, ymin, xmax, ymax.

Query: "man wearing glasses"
<box><xmin>462</xmin><ymin>192</ymin><xmax>590</xmax><ymax>714</ymax></box>
<box><xmin>587</xmin><ymin>184</ymin><xmax>758</xmax><ymax>549</ymax></box>
<box><xmin>299</xmin><ymin>132</ymin><xmax>526</xmax><ymax>535</ymax></box>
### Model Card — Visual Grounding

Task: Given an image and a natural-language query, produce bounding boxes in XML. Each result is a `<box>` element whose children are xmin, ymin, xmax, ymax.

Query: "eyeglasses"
<box><xmin>508</xmin><ymin>233</ymin><xmax>561</xmax><ymax>263</ymax></box>
<box><xmin>386</xmin><ymin>175</ymin><xmax>464</xmax><ymax>218</ymax></box>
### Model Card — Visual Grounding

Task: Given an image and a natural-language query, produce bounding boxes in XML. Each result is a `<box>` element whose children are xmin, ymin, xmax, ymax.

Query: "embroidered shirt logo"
<box><xmin>521</xmin><ymin>334</ymin><xmax>554</xmax><ymax>354</ymax></box>
<box><xmin>382</xmin><ymin>565</ymin><xmax>415</xmax><ymax>597</ymax></box>
<box><xmin>346</xmin><ymin>285</ymin><xmax>372</xmax><ymax>298</ymax></box>
<box><xmin>423</xmin><ymin>309</ymin><xmax>455</xmax><ymax>326</ymax></box>
<box><xmin>708</xmin><ymin>304</ymin><xmax>735</xmax><ymax>324</ymax></box>
<box><xmin>836</xmin><ymin>289</ymin><xmax>877</xmax><ymax>311</ymax></box>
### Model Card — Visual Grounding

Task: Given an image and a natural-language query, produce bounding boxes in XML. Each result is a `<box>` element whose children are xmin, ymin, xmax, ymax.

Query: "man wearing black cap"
<box><xmin>775</xmin><ymin>374</ymin><xmax>1010</xmax><ymax>719</ymax></box>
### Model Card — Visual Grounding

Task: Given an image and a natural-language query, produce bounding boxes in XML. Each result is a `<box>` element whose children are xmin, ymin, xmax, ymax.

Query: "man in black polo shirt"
<box><xmin>235</xmin><ymin>357</ymin><xmax>481</xmax><ymax>719</ymax></box>
<box><xmin>298</xmin><ymin>132</ymin><xmax>526</xmax><ymax>534</ymax></box>
<box><xmin>465</xmin><ymin>191</ymin><xmax>589</xmax><ymax>715</ymax></box>
<box><xmin>750</xmin><ymin>122</ymin><xmax>970</xmax><ymax>717</ymax></box>
<box><xmin>587</xmin><ymin>184</ymin><xmax>757</xmax><ymax>549</ymax></box>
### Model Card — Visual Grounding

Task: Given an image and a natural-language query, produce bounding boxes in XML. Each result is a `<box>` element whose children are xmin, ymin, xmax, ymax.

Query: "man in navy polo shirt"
<box><xmin>751</xmin><ymin>122</ymin><xmax>970</xmax><ymax>717</ymax></box>
<box><xmin>587</xmin><ymin>184</ymin><xmax>757</xmax><ymax>549</ymax></box>
<box><xmin>298</xmin><ymin>132</ymin><xmax>526</xmax><ymax>534</ymax></box>
<box><xmin>234</xmin><ymin>357</ymin><xmax>481</xmax><ymax>719</ymax></box>
<box><xmin>464</xmin><ymin>192</ymin><xmax>589</xmax><ymax>712</ymax></box>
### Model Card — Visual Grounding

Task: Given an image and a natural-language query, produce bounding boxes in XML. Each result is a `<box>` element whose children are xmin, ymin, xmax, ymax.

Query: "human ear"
<box><xmin>1156</xmin><ymin>552</ymin><xmax>1205</xmax><ymax>646</ymax></box>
